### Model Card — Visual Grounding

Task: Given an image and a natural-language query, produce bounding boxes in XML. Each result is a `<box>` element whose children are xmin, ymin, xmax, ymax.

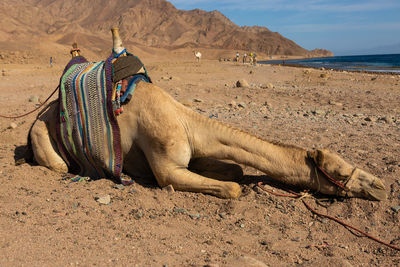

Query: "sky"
<box><xmin>168</xmin><ymin>0</ymin><xmax>400</xmax><ymax>55</ymax></box>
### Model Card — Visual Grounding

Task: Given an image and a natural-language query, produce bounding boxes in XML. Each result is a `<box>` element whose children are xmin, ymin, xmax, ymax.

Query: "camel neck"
<box><xmin>190</xmin><ymin>116</ymin><xmax>312</xmax><ymax>187</ymax></box>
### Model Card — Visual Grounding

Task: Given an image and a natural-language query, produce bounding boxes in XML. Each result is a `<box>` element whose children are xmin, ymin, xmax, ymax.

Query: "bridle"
<box><xmin>307</xmin><ymin>151</ymin><xmax>359</xmax><ymax>193</ymax></box>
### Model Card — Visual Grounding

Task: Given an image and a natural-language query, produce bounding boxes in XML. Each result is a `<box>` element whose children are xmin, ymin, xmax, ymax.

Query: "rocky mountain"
<box><xmin>0</xmin><ymin>0</ymin><xmax>333</xmax><ymax>57</ymax></box>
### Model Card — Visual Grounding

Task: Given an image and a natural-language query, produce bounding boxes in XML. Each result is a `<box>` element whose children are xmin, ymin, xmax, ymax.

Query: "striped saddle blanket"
<box><xmin>56</xmin><ymin>55</ymin><xmax>147</xmax><ymax>182</ymax></box>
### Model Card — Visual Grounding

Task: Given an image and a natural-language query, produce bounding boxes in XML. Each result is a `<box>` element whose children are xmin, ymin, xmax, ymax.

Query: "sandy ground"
<box><xmin>0</xmin><ymin>57</ymin><xmax>400</xmax><ymax>266</ymax></box>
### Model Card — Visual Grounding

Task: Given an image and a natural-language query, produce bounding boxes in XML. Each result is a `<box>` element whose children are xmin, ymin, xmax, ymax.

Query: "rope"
<box><xmin>307</xmin><ymin>151</ymin><xmax>348</xmax><ymax>191</ymax></box>
<box><xmin>0</xmin><ymin>85</ymin><xmax>59</xmax><ymax>119</ymax></box>
<box><xmin>112</xmin><ymin>48</ymin><xmax>127</xmax><ymax>58</ymax></box>
<box><xmin>256</xmin><ymin>182</ymin><xmax>400</xmax><ymax>252</ymax></box>
<box><xmin>315</xmin><ymin>164</ymin><xmax>347</xmax><ymax>190</ymax></box>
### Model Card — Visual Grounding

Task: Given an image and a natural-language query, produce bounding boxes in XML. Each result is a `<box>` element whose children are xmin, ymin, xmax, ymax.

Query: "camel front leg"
<box><xmin>150</xmin><ymin>158</ymin><xmax>242</xmax><ymax>199</ymax></box>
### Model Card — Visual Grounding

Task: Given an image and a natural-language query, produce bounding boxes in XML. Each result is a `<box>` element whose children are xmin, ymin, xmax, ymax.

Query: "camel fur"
<box><xmin>28</xmin><ymin>29</ymin><xmax>386</xmax><ymax>201</ymax></box>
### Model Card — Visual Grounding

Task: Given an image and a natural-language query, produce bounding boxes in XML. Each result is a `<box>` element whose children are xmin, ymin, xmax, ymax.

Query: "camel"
<box><xmin>28</xmin><ymin>28</ymin><xmax>386</xmax><ymax>201</ymax></box>
<box><xmin>193</xmin><ymin>51</ymin><xmax>201</xmax><ymax>62</ymax></box>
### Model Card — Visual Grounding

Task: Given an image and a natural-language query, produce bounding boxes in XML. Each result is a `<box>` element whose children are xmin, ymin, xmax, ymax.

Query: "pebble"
<box><xmin>238</xmin><ymin>256</ymin><xmax>268</xmax><ymax>267</ymax></box>
<box><xmin>391</xmin><ymin>206</ymin><xmax>400</xmax><ymax>213</ymax></box>
<box><xmin>328</xmin><ymin>100</ymin><xmax>343</xmax><ymax>106</ymax></box>
<box><xmin>313</xmin><ymin>109</ymin><xmax>325</xmax><ymax>116</ymax></box>
<box><xmin>113</xmin><ymin>184</ymin><xmax>125</xmax><ymax>190</ymax></box>
<box><xmin>228</xmin><ymin>100</ymin><xmax>237</xmax><ymax>107</ymax></box>
<box><xmin>173</xmin><ymin>207</ymin><xmax>187</xmax><ymax>214</ymax></box>
<box><xmin>238</xmin><ymin>102</ymin><xmax>246</xmax><ymax>108</ymax></box>
<box><xmin>130</xmin><ymin>209</ymin><xmax>143</xmax><ymax>220</ymax></box>
<box><xmin>218</xmin><ymin>212</ymin><xmax>227</xmax><ymax>219</ymax></box>
<box><xmin>9</xmin><ymin>122</ymin><xmax>18</xmax><ymax>129</ymax></box>
<box><xmin>193</xmin><ymin>98</ymin><xmax>203</xmax><ymax>103</ymax></box>
<box><xmin>189</xmin><ymin>214</ymin><xmax>201</xmax><ymax>219</ymax></box>
<box><xmin>28</xmin><ymin>95</ymin><xmax>39</xmax><ymax>103</ymax></box>
<box><xmin>379</xmin><ymin>116</ymin><xmax>394</xmax><ymax>124</ymax></box>
<box><xmin>364</xmin><ymin>116</ymin><xmax>377</xmax><ymax>122</ymax></box>
<box><xmin>236</xmin><ymin>79</ymin><xmax>249</xmax><ymax>88</ymax></box>
<box><xmin>261</xmin><ymin>83</ymin><xmax>274</xmax><ymax>89</ymax></box>
<box><xmin>95</xmin><ymin>195</ymin><xmax>111</xmax><ymax>205</ymax></box>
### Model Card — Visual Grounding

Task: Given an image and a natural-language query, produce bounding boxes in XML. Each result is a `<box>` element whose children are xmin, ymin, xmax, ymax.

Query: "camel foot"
<box><xmin>221</xmin><ymin>182</ymin><xmax>242</xmax><ymax>199</ymax></box>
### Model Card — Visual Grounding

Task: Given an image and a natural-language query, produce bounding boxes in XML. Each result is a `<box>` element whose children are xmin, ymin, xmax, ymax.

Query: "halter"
<box><xmin>307</xmin><ymin>151</ymin><xmax>359</xmax><ymax>192</ymax></box>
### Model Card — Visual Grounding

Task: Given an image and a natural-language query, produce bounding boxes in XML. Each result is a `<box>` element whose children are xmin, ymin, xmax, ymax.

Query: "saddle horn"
<box><xmin>70</xmin><ymin>42</ymin><xmax>81</xmax><ymax>58</ymax></box>
<box><xmin>111</xmin><ymin>27</ymin><xmax>126</xmax><ymax>55</ymax></box>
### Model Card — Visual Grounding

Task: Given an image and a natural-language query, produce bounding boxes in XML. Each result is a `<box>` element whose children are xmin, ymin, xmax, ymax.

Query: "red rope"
<box><xmin>315</xmin><ymin>164</ymin><xmax>347</xmax><ymax>190</ymax></box>
<box><xmin>257</xmin><ymin>182</ymin><xmax>400</xmax><ymax>252</ymax></box>
<box><xmin>0</xmin><ymin>85</ymin><xmax>59</xmax><ymax>119</ymax></box>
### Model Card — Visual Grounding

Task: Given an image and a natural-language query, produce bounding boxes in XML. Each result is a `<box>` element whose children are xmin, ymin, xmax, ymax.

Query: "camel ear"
<box><xmin>309</xmin><ymin>149</ymin><xmax>325</xmax><ymax>167</ymax></box>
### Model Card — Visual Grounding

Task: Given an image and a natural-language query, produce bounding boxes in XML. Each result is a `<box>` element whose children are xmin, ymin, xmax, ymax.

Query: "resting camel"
<box><xmin>193</xmin><ymin>51</ymin><xmax>201</xmax><ymax>62</ymax></box>
<box><xmin>28</xmin><ymin>28</ymin><xmax>386</xmax><ymax>201</ymax></box>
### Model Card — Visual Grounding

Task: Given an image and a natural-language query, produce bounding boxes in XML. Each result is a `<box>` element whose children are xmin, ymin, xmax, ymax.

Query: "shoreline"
<box><xmin>259</xmin><ymin>62</ymin><xmax>400</xmax><ymax>75</ymax></box>
<box><xmin>259</xmin><ymin>53</ymin><xmax>400</xmax><ymax>75</ymax></box>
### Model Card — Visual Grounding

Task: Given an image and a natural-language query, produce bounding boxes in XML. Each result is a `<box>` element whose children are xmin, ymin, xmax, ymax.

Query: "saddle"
<box><xmin>56</xmin><ymin>52</ymin><xmax>151</xmax><ymax>182</ymax></box>
<box><xmin>111</xmin><ymin>53</ymin><xmax>151</xmax><ymax>115</ymax></box>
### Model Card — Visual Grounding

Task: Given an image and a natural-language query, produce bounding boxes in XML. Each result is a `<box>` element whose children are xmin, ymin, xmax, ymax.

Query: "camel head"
<box><xmin>111</xmin><ymin>27</ymin><xmax>125</xmax><ymax>54</ymax></box>
<box><xmin>309</xmin><ymin>149</ymin><xmax>386</xmax><ymax>201</ymax></box>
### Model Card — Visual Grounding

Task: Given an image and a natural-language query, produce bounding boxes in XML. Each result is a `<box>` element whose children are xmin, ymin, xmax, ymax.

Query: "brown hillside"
<box><xmin>0</xmin><ymin>0</ymin><xmax>333</xmax><ymax>58</ymax></box>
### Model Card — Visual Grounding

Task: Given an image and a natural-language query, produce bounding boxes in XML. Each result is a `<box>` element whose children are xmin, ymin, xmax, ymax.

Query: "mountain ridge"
<box><xmin>0</xmin><ymin>0</ymin><xmax>333</xmax><ymax>58</ymax></box>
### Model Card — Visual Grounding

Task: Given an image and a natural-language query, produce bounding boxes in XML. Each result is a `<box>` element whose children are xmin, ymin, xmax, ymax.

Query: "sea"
<box><xmin>260</xmin><ymin>53</ymin><xmax>400</xmax><ymax>73</ymax></box>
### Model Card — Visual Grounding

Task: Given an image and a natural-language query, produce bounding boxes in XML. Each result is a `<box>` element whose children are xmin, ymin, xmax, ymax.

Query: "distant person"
<box><xmin>249</xmin><ymin>52</ymin><xmax>254</xmax><ymax>64</ymax></box>
<box><xmin>50</xmin><ymin>56</ymin><xmax>53</xmax><ymax>67</ymax></box>
<box><xmin>253</xmin><ymin>53</ymin><xmax>257</xmax><ymax>65</ymax></box>
<box><xmin>243</xmin><ymin>53</ymin><xmax>247</xmax><ymax>64</ymax></box>
<box><xmin>236</xmin><ymin>52</ymin><xmax>240</xmax><ymax>62</ymax></box>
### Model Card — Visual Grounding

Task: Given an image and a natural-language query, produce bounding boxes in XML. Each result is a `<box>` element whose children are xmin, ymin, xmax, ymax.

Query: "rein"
<box><xmin>0</xmin><ymin>85</ymin><xmax>59</xmax><ymax>119</ymax></box>
<box><xmin>307</xmin><ymin>151</ymin><xmax>350</xmax><ymax>191</ymax></box>
<box><xmin>257</xmin><ymin>182</ymin><xmax>400</xmax><ymax>252</ymax></box>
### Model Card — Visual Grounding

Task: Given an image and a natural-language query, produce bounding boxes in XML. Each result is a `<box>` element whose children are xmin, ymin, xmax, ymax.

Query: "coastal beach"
<box><xmin>261</xmin><ymin>53</ymin><xmax>400</xmax><ymax>73</ymax></box>
<box><xmin>1</xmin><ymin>57</ymin><xmax>399</xmax><ymax>266</ymax></box>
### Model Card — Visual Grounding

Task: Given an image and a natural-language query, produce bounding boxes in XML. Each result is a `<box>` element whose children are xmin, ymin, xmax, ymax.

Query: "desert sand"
<box><xmin>0</xmin><ymin>54</ymin><xmax>400</xmax><ymax>266</ymax></box>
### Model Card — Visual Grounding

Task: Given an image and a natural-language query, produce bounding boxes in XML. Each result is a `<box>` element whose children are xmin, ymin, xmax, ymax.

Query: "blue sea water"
<box><xmin>260</xmin><ymin>54</ymin><xmax>400</xmax><ymax>73</ymax></box>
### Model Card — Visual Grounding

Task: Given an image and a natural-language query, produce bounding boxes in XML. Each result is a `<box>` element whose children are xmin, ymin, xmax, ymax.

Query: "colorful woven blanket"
<box><xmin>57</xmin><ymin>56</ymin><xmax>123</xmax><ymax>180</ymax></box>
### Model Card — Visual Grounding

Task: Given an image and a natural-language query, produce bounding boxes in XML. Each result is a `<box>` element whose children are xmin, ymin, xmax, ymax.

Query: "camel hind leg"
<box><xmin>30</xmin><ymin>103</ymin><xmax>68</xmax><ymax>173</ymax></box>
